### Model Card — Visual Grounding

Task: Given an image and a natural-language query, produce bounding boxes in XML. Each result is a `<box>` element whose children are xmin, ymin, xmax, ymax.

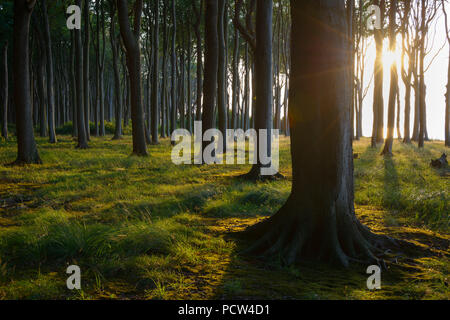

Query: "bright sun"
<box><xmin>382</xmin><ymin>49</ymin><xmax>400</xmax><ymax>68</ymax></box>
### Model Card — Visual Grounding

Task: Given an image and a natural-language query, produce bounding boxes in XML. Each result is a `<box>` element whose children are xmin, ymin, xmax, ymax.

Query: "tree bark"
<box><xmin>202</xmin><ymin>0</ymin><xmax>219</xmax><ymax>158</ymax></box>
<box><xmin>117</xmin><ymin>0</ymin><xmax>148</xmax><ymax>156</ymax></box>
<box><xmin>217</xmin><ymin>0</ymin><xmax>228</xmax><ymax>151</ymax></box>
<box><xmin>372</xmin><ymin>0</ymin><xmax>385</xmax><ymax>146</ymax></box>
<box><xmin>381</xmin><ymin>0</ymin><xmax>398</xmax><ymax>156</ymax></box>
<box><xmin>12</xmin><ymin>0</ymin><xmax>42</xmax><ymax>164</ymax></box>
<box><xmin>241</xmin><ymin>0</ymin><xmax>396</xmax><ymax>267</ymax></box>
<box><xmin>42</xmin><ymin>0</ymin><xmax>57</xmax><ymax>143</ymax></box>
<box><xmin>74</xmin><ymin>0</ymin><xmax>88</xmax><ymax>149</ymax></box>
<box><xmin>151</xmin><ymin>0</ymin><xmax>160</xmax><ymax>144</ymax></box>
<box><xmin>1</xmin><ymin>42</ymin><xmax>8</xmax><ymax>140</ymax></box>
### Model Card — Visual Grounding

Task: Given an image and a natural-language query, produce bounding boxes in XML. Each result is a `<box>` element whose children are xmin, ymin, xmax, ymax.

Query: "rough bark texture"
<box><xmin>240</xmin><ymin>0</ymin><xmax>396</xmax><ymax>267</ymax></box>
<box><xmin>117</xmin><ymin>0</ymin><xmax>148</xmax><ymax>156</ymax></box>
<box><xmin>12</xmin><ymin>0</ymin><xmax>42</xmax><ymax>164</ymax></box>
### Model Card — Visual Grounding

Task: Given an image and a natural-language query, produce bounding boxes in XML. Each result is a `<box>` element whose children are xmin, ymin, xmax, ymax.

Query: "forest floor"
<box><xmin>0</xmin><ymin>134</ymin><xmax>448</xmax><ymax>300</ymax></box>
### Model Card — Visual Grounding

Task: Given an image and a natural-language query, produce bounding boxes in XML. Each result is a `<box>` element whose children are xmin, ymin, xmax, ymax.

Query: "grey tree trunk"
<box><xmin>75</xmin><ymin>0</ymin><xmax>88</xmax><ymax>149</ymax></box>
<box><xmin>1</xmin><ymin>42</ymin><xmax>8</xmax><ymax>140</ymax></box>
<box><xmin>381</xmin><ymin>0</ymin><xmax>398</xmax><ymax>156</ymax></box>
<box><xmin>217</xmin><ymin>0</ymin><xmax>228</xmax><ymax>150</ymax></box>
<box><xmin>151</xmin><ymin>0</ymin><xmax>160</xmax><ymax>144</ymax></box>
<box><xmin>170</xmin><ymin>0</ymin><xmax>177</xmax><ymax>138</ymax></box>
<box><xmin>202</xmin><ymin>0</ymin><xmax>219</xmax><ymax>157</ymax></box>
<box><xmin>242</xmin><ymin>0</ymin><xmax>396</xmax><ymax>267</ymax></box>
<box><xmin>12</xmin><ymin>0</ymin><xmax>42</xmax><ymax>164</ymax></box>
<box><xmin>83</xmin><ymin>0</ymin><xmax>90</xmax><ymax>141</ymax></box>
<box><xmin>117</xmin><ymin>0</ymin><xmax>148</xmax><ymax>156</ymax></box>
<box><xmin>110</xmin><ymin>1</ymin><xmax>122</xmax><ymax>140</ymax></box>
<box><xmin>42</xmin><ymin>0</ymin><xmax>57</xmax><ymax>143</ymax></box>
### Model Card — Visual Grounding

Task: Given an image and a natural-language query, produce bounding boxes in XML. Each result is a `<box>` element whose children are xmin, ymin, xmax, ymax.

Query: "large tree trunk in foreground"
<box><xmin>12</xmin><ymin>0</ymin><xmax>41</xmax><ymax>164</ymax></box>
<box><xmin>1</xmin><ymin>42</ymin><xmax>8</xmax><ymax>140</ymax></box>
<box><xmin>241</xmin><ymin>0</ymin><xmax>395</xmax><ymax>267</ymax></box>
<box><xmin>117</xmin><ymin>0</ymin><xmax>148</xmax><ymax>156</ymax></box>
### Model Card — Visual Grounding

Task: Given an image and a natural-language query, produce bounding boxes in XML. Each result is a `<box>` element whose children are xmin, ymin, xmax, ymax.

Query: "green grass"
<box><xmin>0</xmin><ymin>134</ymin><xmax>448</xmax><ymax>300</ymax></box>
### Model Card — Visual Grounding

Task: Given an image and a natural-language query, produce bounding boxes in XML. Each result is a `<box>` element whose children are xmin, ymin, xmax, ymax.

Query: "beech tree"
<box><xmin>241</xmin><ymin>0</ymin><xmax>396</xmax><ymax>266</ymax></box>
<box><xmin>117</xmin><ymin>0</ymin><xmax>148</xmax><ymax>156</ymax></box>
<box><xmin>381</xmin><ymin>0</ymin><xmax>398</xmax><ymax>156</ymax></box>
<box><xmin>12</xmin><ymin>0</ymin><xmax>41</xmax><ymax>164</ymax></box>
<box><xmin>1</xmin><ymin>41</ymin><xmax>7</xmax><ymax>140</ymax></box>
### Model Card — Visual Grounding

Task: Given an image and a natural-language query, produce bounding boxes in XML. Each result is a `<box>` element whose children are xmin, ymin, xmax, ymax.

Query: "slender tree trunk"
<box><xmin>202</xmin><ymin>0</ymin><xmax>219</xmax><ymax>157</ymax></box>
<box><xmin>83</xmin><ymin>0</ymin><xmax>90</xmax><ymax>141</ymax></box>
<box><xmin>446</xmin><ymin>46</ymin><xmax>450</xmax><ymax>147</ymax></box>
<box><xmin>151</xmin><ymin>0</ymin><xmax>160</xmax><ymax>144</ymax></box>
<box><xmin>110</xmin><ymin>2</ymin><xmax>122</xmax><ymax>140</ymax></box>
<box><xmin>381</xmin><ymin>0</ymin><xmax>398</xmax><ymax>156</ymax></box>
<box><xmin>12</xmin><ymin>0</ymin><xmax>42</xmax><ymax>164</ymax></box>
<box><xmin>42</xmin><ymin>0</ymin><xmax>57</xmax><ymax>143</ymax></box>
<box><xmin>170</xmin><ymin>0</ymin><xmax>177</xmax><ymax>138</ymax></box>
<box><xmin>193</xmin><ymin>0</ymin><xmax>203</xmax><ymax>122</ymax></box>
<box><xmin>1</xmin><ymin>42</ymin><xmax>8</xmax><ymax>140</ymax></box>
<box><xmin>231</xmin><ymin>11</ymin><xmax>239</xmax><ymax>131</ymax></box>
<box><xmin>372</xmin><ymin>0</ymin><xmax>385</xmax><ymax>146</ymax></box>
<box><xmin>217</xmin><ymin>0</ymin><xmax>228</xmax><ymax>151</ymax></box>
<box><xmin>75</xmin><ymin>1</ymin><xmax>88</xmax><ymax>149</ymax></box>
<box><xmin>242</xmin><ymin>0</ymin><xmax>277</xmax><ymax>179</ymax></box>
<box><xmin>117</xmin><ymin>0</ymin><xmax>148</xmax><ymax>155</ymax></box>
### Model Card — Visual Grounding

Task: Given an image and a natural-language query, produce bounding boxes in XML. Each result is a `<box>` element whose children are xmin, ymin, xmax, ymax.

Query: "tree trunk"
<box><xmin>83</xmin><ymin>0</ymin><xmax>90</xmax><ymax>141</ymax></box>
<box><xmin>1</xmin><ymin>42</ymin><xmax>8</xmax><ymax>140</ymax></box>
<box><xmin>381</xmin><ymin>0</ymin><xmax>398</xmax><ymax>156</ymax></box>
<box><xmin>231</xmin><ymin>12</ymin><xmax>239</xmax><ymax>131</ymax></box>
<box><xmin>110</xmin><ymin>1</ymin><xmax>122</xmax><ymax>140</ymax></box>
<box><xmin>446</xmin><ymin>46</ymin><xmax>450</xmax><ymax>147</ymax></box>
<box><xmin>170</xmin><ymin>0</ymin><xmax>177</xmax><ymax>138</ymax></box>
<box><xmin>193</xmin><ymin>0</ymin><xmax>203</xmax><ymax>123</ymax></box>
<box><xmin>242</xmin><ymin>0</ymin><xmax>396</xmax><ymax>267</ymax></box>
<box><xmin>151</xmin><ymin>0</ymin><xmax>160</xmax><ymax>144</ymax></box>
<box><xmin>202</xmin><ymin>0</ymin><xmax>219</xmax><ymax>157</ymax></box>
<box><xmin>372</xmin><ymin>0</ymin><xmax>385</xmax><ymax>146</ymax></box>
<box><xmin>242</xmin><ymin>0</ymin><xmax>278</xmax><ymax>180</ymax></box>
<box><xmin>42</xmin><ymin>0</ymin><xmax>57</xmax><ymax>143</ymax></box>
<box><xmin>117</xmin><ymin>0</ymin><xmax>148</xmax><ymax>156</ymax></box>
<box><xmin>75</xmin><ymin>0</ymin><xmax>88</xmax><ymax>149</ymax></box>
<box><xmin>12</xmin><ymin>0</ymin><xmax>42</xmax><ymax>164</ymax></box>
<box><xmin>217</xmin><ymin>0</ymin><xmax>228</xmax><ymax>151</ymax></box>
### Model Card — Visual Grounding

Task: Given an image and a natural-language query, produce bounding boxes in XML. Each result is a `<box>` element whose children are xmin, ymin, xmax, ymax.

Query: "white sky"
<box><xmin>362</xmin><ymin>5</ymin><xmax>449</xmax><ymax>140</ymax></box>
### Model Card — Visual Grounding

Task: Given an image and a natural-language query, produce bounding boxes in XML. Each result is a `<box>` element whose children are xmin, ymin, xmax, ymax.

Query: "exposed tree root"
<box><xmin>237</xmin><ymin>165</ymin><xmax>286</xmax><ymax>182</ymax></box>
<box><xmin>235</xmin><ymin>198</ymin><xmax>411</xmax><ymax>268</ymax></box>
